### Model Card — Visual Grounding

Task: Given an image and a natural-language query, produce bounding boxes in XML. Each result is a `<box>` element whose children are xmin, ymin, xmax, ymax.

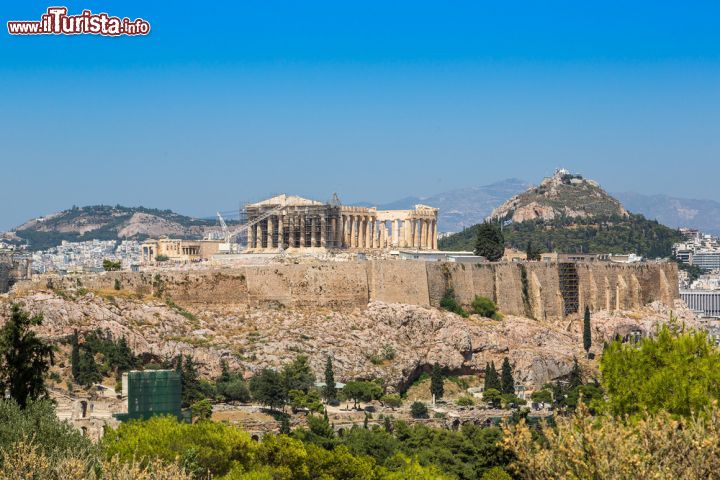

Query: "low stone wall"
<box><xmin>44</xmin><ymin>260</ymin><xmax>679</xmax><ymax>318</ymax></box>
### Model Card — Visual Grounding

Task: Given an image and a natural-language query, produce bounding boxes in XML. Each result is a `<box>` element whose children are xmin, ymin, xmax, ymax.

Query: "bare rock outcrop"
<box><xmin>0</xmin><ymin>291</ymin><xmax>698</xmax><ymax>392</ymax></box>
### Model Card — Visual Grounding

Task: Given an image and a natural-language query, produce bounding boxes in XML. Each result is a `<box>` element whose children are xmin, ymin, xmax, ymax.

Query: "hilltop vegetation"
<box><xmin>9</xmin><ymin>205</ymin><xmax>219</xmax><ymax>251</ymax></box>
<box><xmin>440</xmin><ymin>214</ymin><xmax>682</xmax><ymax>258</ymax></box>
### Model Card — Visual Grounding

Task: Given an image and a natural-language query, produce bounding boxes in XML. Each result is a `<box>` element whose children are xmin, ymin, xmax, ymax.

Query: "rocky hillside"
<box><xmin>490</xmin><ymin>170</ymin><xmax>628</xmax><ymax>223</ymax></box>
<box><xmin>441</xmin><ymin>170</ymin><xmax>683</xmax><ymax>258</ymax></box>
<box><xmin>5</xmin><ymin>205</ymin><xmax>221</xmax><ymax>251</ymax></box>
<box><xmin>0</xmin><ymin>286</ymin><xmax>696</xmax><ymax>392</ymax></box>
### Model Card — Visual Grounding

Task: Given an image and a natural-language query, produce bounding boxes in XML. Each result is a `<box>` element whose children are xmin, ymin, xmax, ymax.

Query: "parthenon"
<box><xmin>246</xmin><ymin>194</ymin><xmax>439</xmax><ymax>251</ymax></box>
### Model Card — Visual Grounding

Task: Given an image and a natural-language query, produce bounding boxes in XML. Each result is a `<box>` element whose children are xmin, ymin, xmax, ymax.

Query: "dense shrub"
<box><xmin>471</xmin><ymin>296</ymin><xmax>501</xmax><ymax>320</ymax></box>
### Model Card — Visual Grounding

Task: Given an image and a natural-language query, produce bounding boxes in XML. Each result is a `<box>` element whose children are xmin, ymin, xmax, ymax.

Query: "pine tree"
<box><xmin>76</xmin><ymin>348</ymin><xmax>102</xmax><ymax>387</ymax></box>
<box><xmin>501</xmin><ymin>357</ymin><xmax>515</xmax><ymax>395</ymax></box>
<box><xmin>181</xmin><ymin>355</ymin><xmax>202</xmax><ymax>407</ymax></box>
<box><xmin>526</xmin><ymin>240</ymin><xmax>540</xmax><ymax>261</ymax></box>
<box><xmin>279</xmin><ymin>415</ymin><xmax>291</xmax><ymax>434</ymax></box>
<box><xmin>324</xmin><ymin>356</ymin><xmax>337</xmax><ymax>401</ymax></box>
<box><xmin>70</xmin><ymin>330</ymin><xmax>80</xmax><ymax>381</ymax></box>
<box><xmin>383</xmin><ymin>415</ymin><xmax>393</xmax><ymax>432</ymax></box>
<box><xmin>484</xmin><ymin>362</ymin><xmax>501</xmax><ymax>392</ymax></box>
<box><xmin>430</xmin><ymin>362</ymin><xmax>444</xmax><ymax>401</ymax></box>
<box><xmin>0</xmin><ymin>305</ymin><xmax>55</xmax><ymax>408</ymax></box>
<box><xmin>218</xmin><ymin>359</ymin><xmax>231</xmax><ymax>384</ymax></box>
<box><xmin>569</xmin><ymin>357</ymin><xmax>583</xmax><ymax>389</ymax></box>
<box><xmin>583</xmin><ymin>305</ymin><xmax>592</xmax><ymax>357</ymax></box>
<box><xmin>474</xmin><ymin>222</ymin><xmax>505</xmax><ymax>261</ymax></box>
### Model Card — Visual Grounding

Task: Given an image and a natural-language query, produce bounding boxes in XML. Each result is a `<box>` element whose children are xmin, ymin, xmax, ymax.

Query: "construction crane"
<box><xmin>216</xmin><ymin>205</ymin><xmax>287</xmax><ymax>253</ymax></box>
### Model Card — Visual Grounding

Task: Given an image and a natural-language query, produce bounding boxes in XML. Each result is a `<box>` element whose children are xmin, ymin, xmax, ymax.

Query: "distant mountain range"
<box><xmin>613</xmin><ymin>192</ymin><xmax>720</xmax><ymax>236</ymax></box>
<box><xmin>373</xmin><ymin>178</ymin><xmax>530</xmax><ymax>232</ymax></box>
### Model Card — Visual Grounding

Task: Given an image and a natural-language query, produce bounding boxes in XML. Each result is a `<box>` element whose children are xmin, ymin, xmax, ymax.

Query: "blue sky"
<box><xmin>1</xmin><ymin>1</ymin><xmax>719</xmax><ymax>230</ymax></box>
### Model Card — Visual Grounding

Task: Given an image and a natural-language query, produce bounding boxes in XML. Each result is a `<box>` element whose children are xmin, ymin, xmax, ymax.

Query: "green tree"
<box><xmin>342</xmin><ymin>380</ymin><xmax>383</xmax><ymax>409</ymax></box>
<box><xmin>178</xmin><ymin>355</ymin><xmax>204</xmax><ymax>407</ymax></box>
<box><xmin>0</xmin><ymin>305</ymin><xmax>55</xmax><ymax>408</ymax></box>
<box><xmin>279</xmin><ymin>414</ymin><xmax>291</xmax><ymax>434</ymax></box>
<box><xmin>282</xmin><ymin>354</ymin><xmax>315</xmax><ymax>394</ymax></box>
<box><xmin>216</xmin><ymin>360</ymin><xmax>250</xmax><ymax>402</ymax></box>
<box><xmin>102</xmin><ymin>259</ymin><xmax>122</xmax><ymax>271</ymax></box>
<box><xmin>568</xmin><ymin>357</ymin><xmax>583</xmax><ymax>389</ymax></box>
<box><xmin>455</xmin><ymin>395</ymin><xmax>476</xmax><ymax>406</ymax></box>
<box><xmin>410</xmin><ymin>401</ymin><xmax>428</xmax><ymax>418</ymax></box>
<box><xmin>380</xmin><ymin>393</ymin><xmax>402</xmax><ymax>410</ymax></box>
<box><xmin>483</xmin><ymin>388</ymin><xmax>502</xmax><ymax>408</ymax></box>
<box><xmin>440</xmin><ymin>288</ymin><xmax>468</xmax><ymax>317</ymax></box>
<box><xmin>482</xmin><ymin>466</ymin><xmax>512</xmax><ymax>480</ymax></box>
<box><xmin>472</xmin><ymin>296</ymin><xmax>500</xmax><ymax>319</ymax></box>
<box><xmin>525</xmin><ymin>240</ymin><xmax>540</xmax><ymax>261</ymax></box>
<box><xmin>250</xmin><ymin>368</ymin><xmax>287</xmax><ymax>411</ymax></box>
<box><xmin>530</xmin><ymin>389</ymin><xmax>553</xmax><ymax>404</ymax></box>
<box><xmin>0</xmin><ymin>399</ymin><xmax>92</xmax><ymax>459</ymax></box>
<box><xmin>484</xmin><ymin>361</ymin><xmax>501</xmax><ymax>392</ymax></box>
<box><xmin>583</xmin><ymin>305</ymin><xmax>592</xmax><ymax>356</ymax></box>
<box><xmin>75</xmin><ymin>348</ymin><xmax>102</xmax><ymax>387</ymax></box>
<box><xmin>323</xmin><ymin>355</ymin><xmax>337</xmax><ymax>401</ymax></box>
<box><xmin>430</xmin><ymin>363</ymin><xmax>444</xmax><ymax>401</ymax></box>
<box><xmin>190</xmin><ymin>398</ymin><xmax>213</xmax><ymax>421</ymax></box>
<box><xmin>600</xmin><ymin>322</ymin><xmax>720</xmax><ymax>417</ymax></box>
<box><xmin>501</xmin><ymin>357</ymin><xmax>515</xmax><ymax>395</ymax></box>
<box><xmin>475</xmin><ymin>222</ymin><xmax>504</xmax><ymax>261</ymax></box>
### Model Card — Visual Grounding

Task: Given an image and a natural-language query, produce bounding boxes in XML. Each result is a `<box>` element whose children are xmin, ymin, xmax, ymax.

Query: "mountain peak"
<box><xmin>490</xmin><ymin>169</ymin><xmax>629</xmax><ymax>223</ymax></box>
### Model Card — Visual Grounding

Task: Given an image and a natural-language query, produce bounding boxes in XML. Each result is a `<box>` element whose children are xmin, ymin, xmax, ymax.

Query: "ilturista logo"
<box><xmin>7</xmin><ymin>7</ymin><xmax>151</xmax><ymax>36</ymax></box>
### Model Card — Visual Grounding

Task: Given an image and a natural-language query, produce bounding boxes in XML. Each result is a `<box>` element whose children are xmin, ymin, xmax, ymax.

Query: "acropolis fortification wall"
<box><xmin>43</xmin><ymin>260</ymin><xmax>678</xmax><ymax>319</ymax></box>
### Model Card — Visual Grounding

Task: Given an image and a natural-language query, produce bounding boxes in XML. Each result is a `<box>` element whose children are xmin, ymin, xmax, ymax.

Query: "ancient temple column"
<box><xmin>249</xmin><ymin>222</ymin><xmax>257</xmax><ymax>249</ymax></box>
<box><xmin>422</xmin><ymin>220</ymin><xmax>430</xmax><ymax>249</ymax></box>
<box><xmin>365</xmin><ymin>217</ymin><xmax>375</xmax><ymax>248</ymax></box>
<box><xmin>278</xmin><ymin>215</ymin><xmax>285</xmax><ymax>248</ymax></box>
<box><xmin>414</xmin><ymin>220</ymin><xmax>421</xmax><ymax>248</ymax></box>
<box><xmin>358</xmin><ymin>216</ymin><xmax>367</xmax><ymax>248</ymax></box>
<box><xmin>256</xmin><ymin>224</ymin><xmax>263</xmax><ymax>249</ymax></box>
<box><xmin>401</xmin><ymin>219</ymin><xmax>409</xmax><ymax>247</ymax></box>
<box><xmin>267</xmin><ymin>217</ymin><xmax>274</xmax><ymax>248</ymax></box>
<box><xmin>432</xmin><ymin>220</ymin><xmax>437</xmax><ymax>250</ymax></box>
<box><xmin>311</xmin><ymin>217</ymin><xmax>318</xmax><ymax>247</ymax></box>
<box><xmin>379</xmin><ymin>221</ymin><xmax>386</xmax><ymax>248</ymax></box>
<box><xmin>374</xmin><ymin>222</ymin><xmax>380</xmax><ymax>248</ymax></box>
<box><xmin>299</xmin><ymin>215</ymin><xmax>305</xmax><ymax>247</ymax></box>
<box><xmin>320</xmin><ymin>216</ymin><xmax>327</xmax><ymax>248</ymax></box>
<box><xmin>355</xmin><ymin>216</ymin><xmax>361</xmax><ymax>248</ymax></box>
<box><xmin>348</xmin><ymin>216</ymin><xmax>355</xmax><ymax>248</ymax></box>
<box><xmin>334</xmin><ymin>217</ymin><xmax>341</xmax><ymax>248</ymax></box>
<box><xmin>398</xmin><ymin>220</ymin><xmax>406</xmax><ymax>248</ymax></box>
<box><xmin>346</xmin><ymin>215</ymin><xmax>352</xmax><ymax>247</ymax></box>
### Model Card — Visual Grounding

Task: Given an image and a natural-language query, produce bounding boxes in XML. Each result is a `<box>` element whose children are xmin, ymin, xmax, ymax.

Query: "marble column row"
<box><xmin>248</xmin><ymin>213</ymin><xmax>438</xmax><ymax>250</ymax></box>
<box><xmin>339</xmin><ymin>215</ymin><xmax>438</xmax><ymax>250</ymax></box>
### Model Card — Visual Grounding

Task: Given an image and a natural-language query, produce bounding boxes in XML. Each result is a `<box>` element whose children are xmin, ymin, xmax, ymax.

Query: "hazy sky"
<box><xmin>1</xmin><ymin>1</ymin><xmax>719</xmax><ymax>230</ymax></box>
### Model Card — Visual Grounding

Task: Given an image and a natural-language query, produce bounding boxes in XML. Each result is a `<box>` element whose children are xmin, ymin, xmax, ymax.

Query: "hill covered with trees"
<box><xmin>5</xmin><ymin>205</ymin><xmax>222</xmax><ymax>251</ymax></box>
<box><xmin>440</xmin><ymin>213</ymin><xmax>683</xmax><ymax>259</ymax></box>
